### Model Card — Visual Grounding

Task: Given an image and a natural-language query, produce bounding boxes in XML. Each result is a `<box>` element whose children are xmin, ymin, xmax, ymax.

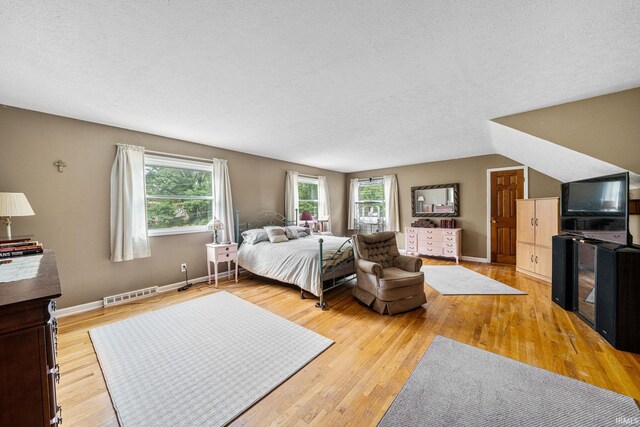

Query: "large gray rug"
<box><xmin>379</xmin><ymin>336</ymin><xmax>640</xmax><ymax>426</ymax></box>
<box><xmin>90</xmin><ymin>291</ymin><xmax>333</xmax><ymax>426</ymax></box>
<box><xmin>422</xmin><ymin>265</ymin><xmax>526</xmax><ymax>295</ymax></box>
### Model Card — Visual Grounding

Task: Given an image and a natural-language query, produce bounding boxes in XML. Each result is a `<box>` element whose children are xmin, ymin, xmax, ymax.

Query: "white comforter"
<box><xmin>238</xmin><ymin>235</ymin><xmax>352</xmax><ymax>296</ymax></box>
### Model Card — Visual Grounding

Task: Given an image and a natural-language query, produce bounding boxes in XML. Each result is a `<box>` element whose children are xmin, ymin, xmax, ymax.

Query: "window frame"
<box><xmin>144</xmin><ymin>154</ymin><xmax>214</xmax><ymax>237</ymax></box>
<box><xmin>297</xmin><ymin>175</ymin><xmax>319</xmax><ymax>218</ymax></box>
<box><xmin>356</xmin><ymin>177</ymin><xmax>386</xmax><ymax>218</ymax></box>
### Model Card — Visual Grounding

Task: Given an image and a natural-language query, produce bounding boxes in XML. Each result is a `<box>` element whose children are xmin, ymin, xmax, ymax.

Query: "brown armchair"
<box><xmin>352</xmin><ymin>232</ymin><xmax>427</xmax><ymax>315</ymax></box>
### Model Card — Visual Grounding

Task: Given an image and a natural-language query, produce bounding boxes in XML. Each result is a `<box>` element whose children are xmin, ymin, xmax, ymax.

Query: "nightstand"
<box><xmin>206</xmin><ymin>243</ymin><xmax>238</xmax><ymax>287</ymax></box>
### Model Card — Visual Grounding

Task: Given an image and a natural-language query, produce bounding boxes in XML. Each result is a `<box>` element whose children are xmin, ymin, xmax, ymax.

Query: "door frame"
<box><xmin>486</xmin><ymin>166</ymin><xmax>529</xmax><ymax>263</ymax></box>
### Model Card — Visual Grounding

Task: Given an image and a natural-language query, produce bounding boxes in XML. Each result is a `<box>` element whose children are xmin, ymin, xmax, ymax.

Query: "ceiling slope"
<box><xmin>1</xmin><ymin>1</ymin><xmax>639</xmax><ymax>172</ymax></box>
<box><xmin>489</xmin><ymin>121</ymin><xmax>640</xmax><ymax>189</ymax></box>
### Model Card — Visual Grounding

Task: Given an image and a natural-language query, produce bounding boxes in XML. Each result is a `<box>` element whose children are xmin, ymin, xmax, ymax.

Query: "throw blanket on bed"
<box><xmin>238</xmin><ymin>235</ymin><xmax>352</xmax><ymax>296</ymax></box>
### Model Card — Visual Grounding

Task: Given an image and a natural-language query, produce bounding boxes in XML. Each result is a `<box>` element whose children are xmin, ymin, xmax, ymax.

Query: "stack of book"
<box><xmin>0</xmin><ymin>238</ymin><xmax>44</xmax><ymax>258</ymax></box>
<box><xmin>440</xmin><ymin>219</ymin><xmax>456</xmax><ymax>228</ymax></box>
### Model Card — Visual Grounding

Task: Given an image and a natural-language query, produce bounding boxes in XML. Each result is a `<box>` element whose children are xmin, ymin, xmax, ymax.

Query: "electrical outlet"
<box><xmin>180</xmin><ymin>263</ymin><xmax>187</xmax><ymax>272</ymax></box>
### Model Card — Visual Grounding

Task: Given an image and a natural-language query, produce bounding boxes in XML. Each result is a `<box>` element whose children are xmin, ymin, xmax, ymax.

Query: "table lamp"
<box><xmin>300</xmin><ymin>211</ymin><xmax>313</xmax><ymax>227</ymax></box>
<box><xmin>207</xmin><ymin>217</ymin><xmax>224</xmax><ymax>244</ymax></box>
<box><xmin>0</xmin><ymin>192</ymin><xmax>35</xmax><ymax>240</ymax></box>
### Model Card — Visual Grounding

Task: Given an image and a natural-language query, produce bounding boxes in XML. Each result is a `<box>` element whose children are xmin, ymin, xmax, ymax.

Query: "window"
<box><xmin>145</xmin><ymin>155</ymin><xmax>213</xmax><ymax>236</ymax></box>
<box><xmin>358</xmin><ymin>178</ymin><xmax>385</xmax><ymax>217</ymax></box>
<box><xmin>298</xmin><ymin>176</ymin><xmax>319</xmax><ymax>217</ymax></box>
<box><xmin>353</xmin><ymin>178</ymin><xmax>386</xmax><ymax>232</ymax></box>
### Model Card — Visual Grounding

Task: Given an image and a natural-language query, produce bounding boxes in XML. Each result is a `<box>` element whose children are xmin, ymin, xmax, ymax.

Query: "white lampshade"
<box><xmin>0</xmin><ymin>193</ymin><xmax>35</xmax><ymax>239</ymax></box>
<box><xmin>207</xmin><ymin>217</ymin><xmax>224</xmax><ymax>231</ymax></box>
<box><xmin>0</xmin><ymin>193</ymin><xmax>35</xmax><ymax>217</ymax></box>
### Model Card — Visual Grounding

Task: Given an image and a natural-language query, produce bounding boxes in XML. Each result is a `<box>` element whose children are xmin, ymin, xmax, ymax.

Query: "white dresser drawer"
<box><xmin>420</xmin><ymin>234</ymin><xmax>443</xmax><ymax>243</ymax></box>
<box><xmin>443</xmin><ymin>236</ymin><xmax>457</xmax><ymax>243</ymax></box>
<box><xmin>215</xmin><ymin>245</ymin><xmax>237</xmax><ymax>257</ymax></box>
<box><xmin>444</xmin><ymin>248</ymin><xmax>458</xmax><ymax>257</ymax></box>
<box><xmin>422</xmin><ymin>240</ymin><xmax>443</xmax><ymax>248</ymax></box>
<box><xmin>216</xmin><ymin>251</ymin><xmax>237</xmax><ymax>260</ymax></box>
<box><xmin>423</xmin><ymin>247</ymin><xmax>443</xmax><ymax>256</ymax></box>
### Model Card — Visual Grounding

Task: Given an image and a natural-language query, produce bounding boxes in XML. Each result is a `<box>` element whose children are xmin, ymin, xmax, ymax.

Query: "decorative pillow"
<box><xmin>241</xmin><ymin>229</ymin><xmax>269</xmax><ymax>245</ymax></box>
<box><xmin>297</xmin><ymin>231</ymin><xmax>308</xmax><ymax>238</ymax></box>
<box><xmin>264</xmin><ymin>226</ymin><xmax>289</xmax><ymax>243</ymax></box>
<box><xmin>284</xmin><ymin>227</ymin><xmax>299</xmax><ymax>240</ymax></box>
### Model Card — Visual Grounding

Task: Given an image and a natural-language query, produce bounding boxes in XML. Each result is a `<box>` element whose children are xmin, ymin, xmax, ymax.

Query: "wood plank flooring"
<box><xmin>56</xmin><ymin>259</ymin><xmax>640</xmax><ymax>426</ymax></box>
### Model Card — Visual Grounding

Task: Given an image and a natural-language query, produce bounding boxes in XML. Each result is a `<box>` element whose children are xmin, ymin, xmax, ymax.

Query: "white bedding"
<box><xmin>238</xmin><ymin>235</ymin><xmax>353</xmax><ymax>296</ymax></box>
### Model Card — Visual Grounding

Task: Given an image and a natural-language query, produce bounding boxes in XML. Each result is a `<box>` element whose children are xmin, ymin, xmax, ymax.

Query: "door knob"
<box><xmin>491</xmin><ymin>217</ymin><xmax>497</xmax><ymax>224</ymax></box>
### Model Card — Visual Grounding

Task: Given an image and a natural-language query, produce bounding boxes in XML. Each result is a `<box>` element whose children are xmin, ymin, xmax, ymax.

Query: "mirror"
<box><xmin>411</xmin><ymin>184</ymin><xmax>459</xmax><ymax>217</ymax></box>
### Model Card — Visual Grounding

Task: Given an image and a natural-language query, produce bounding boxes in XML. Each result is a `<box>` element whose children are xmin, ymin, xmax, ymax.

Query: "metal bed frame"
<box><xmin>234</xmin><ymin>208</ymin><xmax>355</xmax><ymax>309</ymax></box>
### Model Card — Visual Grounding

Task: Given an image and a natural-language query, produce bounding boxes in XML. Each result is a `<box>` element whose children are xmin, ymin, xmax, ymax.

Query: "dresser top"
<box><xmin>406</xmin><ymin>227</ymin><xmax>462</xmax><ymax>231</ymax></box>
<box><xmin>0</xmin><ymin>250</ymin><xmax>62</xmax><ymax>307</ymax></box>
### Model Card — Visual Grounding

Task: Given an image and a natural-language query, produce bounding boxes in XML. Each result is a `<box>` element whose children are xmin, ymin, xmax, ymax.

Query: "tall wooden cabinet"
<box><xmin>0</xmin><ymin>250</ymin><xmax>62</xmax><ymax>426</ymax></box>
<box><xmin>516</xmin><ymin>198</ymin><xmax>559</xmax><ymax>282</ymax></box>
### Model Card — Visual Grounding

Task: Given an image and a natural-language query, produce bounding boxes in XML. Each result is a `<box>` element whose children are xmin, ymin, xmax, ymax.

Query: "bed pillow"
<box><xmin>284</xmin><ymin>227</ymin><xmax>298</xmax><ymax>240</ymax></box>
<box><xmin>264</xmin><ymin>226</ymin><xmax>289</xmax><ymax>243</ymax></box>
<box><xmin>241</xmin><ymin>228</ymin><xmax>269</xmax><ymax>245</ymax></box>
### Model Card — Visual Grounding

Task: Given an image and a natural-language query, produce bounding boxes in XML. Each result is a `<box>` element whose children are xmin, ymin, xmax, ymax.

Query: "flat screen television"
<box><xmin>560</xmin><ymin>172</ymin><xmax>629</xmax><ymax>245</ymax></box>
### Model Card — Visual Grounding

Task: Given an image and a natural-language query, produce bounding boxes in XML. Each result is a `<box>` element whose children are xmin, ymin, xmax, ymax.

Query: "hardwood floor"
<box><xmin>56</xmin><ymin>259</ymin><xmax>640</xmax><ymax>426</ymax></box>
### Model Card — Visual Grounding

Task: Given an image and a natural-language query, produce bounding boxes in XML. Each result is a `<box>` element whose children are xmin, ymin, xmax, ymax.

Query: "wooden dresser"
<box><xmin>516</xmin><ymin>198</ymin><xmax>559</xmax><ymax>282</ymax></box>
<box><xmin>0</xmin><ymin>250</ymin><xmax>63</xmax><ymax>426</ymax></box>
<box><xmin>405</xmin><ymin>227</ymin><xmax>462</xmax><ymax>263</ymax></box>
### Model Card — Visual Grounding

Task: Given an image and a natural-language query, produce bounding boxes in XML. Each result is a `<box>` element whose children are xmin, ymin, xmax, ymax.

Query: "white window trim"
<box><xmin>145</xmin><ymin>154</ymin><xmax>214</xmax><ymax>237</ymax></box>
<box><xmin>298</xmin><ymin>175</ymin><xmax>319</xmax><ymax>215</ymax></box>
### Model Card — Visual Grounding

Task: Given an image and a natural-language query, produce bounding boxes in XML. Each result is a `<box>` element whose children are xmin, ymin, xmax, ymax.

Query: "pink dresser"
<box><xmin>405</xmin><ymin>227</ymin><xmax>462</xmax><ymax>263</ymax></box>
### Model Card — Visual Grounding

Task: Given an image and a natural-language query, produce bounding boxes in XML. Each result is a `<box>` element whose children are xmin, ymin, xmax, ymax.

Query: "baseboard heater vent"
<box><xmin>103</xmin><ymin>286</ymin><xmax>159</xmax><ymax>307</ymax></box>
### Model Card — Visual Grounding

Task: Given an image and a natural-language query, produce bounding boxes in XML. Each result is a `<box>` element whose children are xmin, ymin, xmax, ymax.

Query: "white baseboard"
<box><xmin>460</xmin><ymin>256</ymin><xmax>490</xmax><ymax>263</ymax></box>
<box><xmin>399</xmin><ymin>249</ymin><xmax>489</xmax><ymax>264</ymax></box>
<box><xmin>54</xmin><ymin>273</ymin><xmax>224</xmax><ymax>318</ymax></box>
<box><xmin>54</xmin><ymin>300</ymin><xmax>104</xmax><ymax>318</ymax></box>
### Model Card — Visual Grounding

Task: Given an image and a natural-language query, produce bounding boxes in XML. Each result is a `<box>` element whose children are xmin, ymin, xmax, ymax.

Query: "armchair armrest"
<box><xmin>357</xmin><ymin>259</ymin><xmax>383</xmax><ymax>278</ymax></box>
<box><xmin>394</xmin><ymin>255</ymin><xmax>423</xmax><ymax>272</ymax></box>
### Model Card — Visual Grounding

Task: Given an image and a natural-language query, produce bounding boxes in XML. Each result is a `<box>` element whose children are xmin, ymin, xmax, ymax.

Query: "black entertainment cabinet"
<box><xmin>552</xmin><ymin>235</ymin><xmax>640</xmax><ymax>354</ymax></box>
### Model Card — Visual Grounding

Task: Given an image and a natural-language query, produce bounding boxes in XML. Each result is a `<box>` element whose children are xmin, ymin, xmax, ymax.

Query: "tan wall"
<box><xmin>346</xmin><ymin>155</ymin><xmax>561</xmax><ymax>259</ymax></box>
<box><xmin>0</xmin><ymin>106</ymin><xmax>346</xmax><ymax>308</ymax></box>
<box><xmin>494</xmin><ymin>87</ymin><xmax>640</xmax><ymax>174</ymax></box>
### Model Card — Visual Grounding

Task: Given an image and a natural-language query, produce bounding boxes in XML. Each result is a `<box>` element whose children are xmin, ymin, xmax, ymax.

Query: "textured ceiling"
<box><xmin>1</xmin><ymin>1</ymin><xmax>639</xmax><ymax>172</ymax></box>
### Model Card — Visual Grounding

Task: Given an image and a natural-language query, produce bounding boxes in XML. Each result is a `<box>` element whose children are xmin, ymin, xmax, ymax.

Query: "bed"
<box><xmin>234</xmin><ymin>210</ymin><xmax>355</xmax><ymax>309</ymax></box>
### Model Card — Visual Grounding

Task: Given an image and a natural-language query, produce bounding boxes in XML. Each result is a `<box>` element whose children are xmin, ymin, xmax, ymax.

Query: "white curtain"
<box><xmin>384</xmin><ymin>174</ymin><xmax>400</xmax><ymax>232</ymax></box>
<box><xmin>110</xmin><ymin>144</ymin><xmax>151</xmax><ymax>262</ymax></box>
<box><xmin>347</xmin><ymin>178</ymin><xmax>359</xmax><ymax>231</ymax></box>
<box><xmin>213</xmin><ymin>158</ymin><xmax>235</xmax><ymax>243</ymax></box>
<box><xmin>317</xmin><ymin>175</ymin><xmax>331</xmax><ymax>231</ymax></box>
<box><xmin>285</xmin><ymin>170</ymin><xmax>299</xmax><ymax>224</ymax></box>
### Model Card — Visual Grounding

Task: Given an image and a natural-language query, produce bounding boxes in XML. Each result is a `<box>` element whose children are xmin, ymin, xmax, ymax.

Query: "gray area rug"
<box><xmin>379</xmin><ymin>336</ymin><xmax>640</xmax><ymax>427</ymax></box>
<box><xmin>422</xmin><ymin>265</ymin><xmax>526</xmax><ymax>295</ymax></box>
<box><xmin>90</xmin><ymin>291</ymin><xmax>333</xmax><ymax>426</ymax></box>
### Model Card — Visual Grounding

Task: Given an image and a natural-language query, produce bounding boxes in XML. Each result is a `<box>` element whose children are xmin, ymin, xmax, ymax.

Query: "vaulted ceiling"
<box><xmin>1</xmin><ymin>1</ymin><xmax>639</xmax><ymax>173</ymax></box>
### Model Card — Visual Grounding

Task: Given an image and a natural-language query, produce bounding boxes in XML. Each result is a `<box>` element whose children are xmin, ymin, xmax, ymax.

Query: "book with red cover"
<box><xmin>0</xmin><ymin>242</ymin><xmax>40</xmax><ymax>250</ymax></box>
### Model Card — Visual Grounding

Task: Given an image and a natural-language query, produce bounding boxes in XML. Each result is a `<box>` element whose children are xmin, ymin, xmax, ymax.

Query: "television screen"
<box><xmin>565</xmin><ymin>181</ymin><xmax>626</xmax><ymax>214</ymax></box>
<box><xmin>560</xmin><ymin>172</ymin><xmax>629</xmax><ymax>245</ymax></box>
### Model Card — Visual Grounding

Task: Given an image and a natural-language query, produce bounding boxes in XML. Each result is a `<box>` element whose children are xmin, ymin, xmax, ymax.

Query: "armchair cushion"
<box><xmin>379</xmin><ymin>267</ymin><xmax>424</xmax><ymax>290</ymax></box>
<box><xmin>393</xmin><ymin>255</ymin><xmax>423</xmax><ymax>272</ymax></box>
